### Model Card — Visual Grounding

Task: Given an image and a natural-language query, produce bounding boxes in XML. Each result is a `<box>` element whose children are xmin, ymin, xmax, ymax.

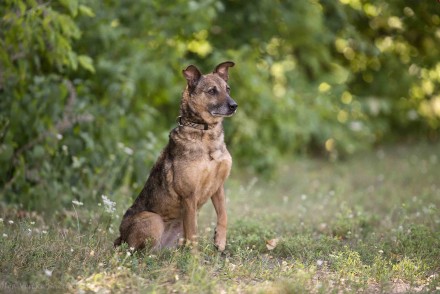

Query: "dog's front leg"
<box><xmin>211</xmin><ymin>186</ymin><xmax>227</xmax><ymax>251</ymax></box>
<box><xmin>182</xmin><ymin>197</ymin><xmax>198</xmax><ymax>246</ymax></box>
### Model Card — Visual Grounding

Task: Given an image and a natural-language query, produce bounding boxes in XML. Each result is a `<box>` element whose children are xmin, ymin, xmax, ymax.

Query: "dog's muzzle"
<box><xmin>225</xmin><ymin>96</ymin><xmax>238</xmax><ymax>116</ymax></box>
<box><xmin>229</xmin><ymin>101</ymin><xmax>238</xmax><ymax>112</ymax></box>
<box><xmin>210</xmin><ymin>96</ymin><xmax>238</xmax><ymax>117</ymax></box>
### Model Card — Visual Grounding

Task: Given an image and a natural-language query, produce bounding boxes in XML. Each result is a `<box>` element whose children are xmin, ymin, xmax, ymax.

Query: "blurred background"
<box><xmin>1</xmin><ymin>0</ymin><xmax>439</xmax><ymax>212</ymax></box>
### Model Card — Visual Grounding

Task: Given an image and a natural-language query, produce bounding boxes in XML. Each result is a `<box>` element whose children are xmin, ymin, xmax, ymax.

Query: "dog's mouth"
<box><xmin>210</xmin><ymin>109</ymin><xmax>237</xmax><ymax>117</ymax></box>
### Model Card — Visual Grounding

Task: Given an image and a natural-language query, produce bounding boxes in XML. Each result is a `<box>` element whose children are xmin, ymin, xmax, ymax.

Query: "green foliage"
<box><xmin>391</xmin><ymin>257</ymin><xmax>426</xmax><ymax>284</ymax></box>
<box><xmin>228</xmin><ymin>218</ymin><xmax>275</xmax><ymax>253</ymax></box>
<box><xmin>1</xmin><ymin>0</ymin><xmax>440</xmax><ymax>210</ymax></box>
<box><xmin>390</xmin><ymin>224</ymin><xmax>440</xmax><ymax>268</ymax></box>
<box><xmin>275</xmin><ymin>234</ymin><xmax>340</xmax><ymax>261</ymax></box>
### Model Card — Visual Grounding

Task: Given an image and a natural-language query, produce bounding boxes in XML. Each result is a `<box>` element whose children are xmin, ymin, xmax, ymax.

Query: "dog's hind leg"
<box><xmin>116</xmin><ymin>211</ymin><xmax>165</xmax><ymax>250</ymax></box>
<box><xmin>160</xmin><ymin>219</ymin><xmax>184</xmax><ymax>248</ymax></box>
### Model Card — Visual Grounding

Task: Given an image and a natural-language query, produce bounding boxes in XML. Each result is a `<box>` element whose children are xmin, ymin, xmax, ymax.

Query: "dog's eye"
<box><xmin>207</xmin><ymin>88</ymin><xmax>217</xmax><ymax>95</ymax></box>
<box><xmin>226</xmin><ymin>87</ymin><xmax>231</xmax><ymax>94</ymax></box>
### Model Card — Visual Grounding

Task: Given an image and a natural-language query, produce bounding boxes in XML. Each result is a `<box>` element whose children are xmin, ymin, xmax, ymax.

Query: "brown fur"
<box><xmin>114</xmin><ymin>61</ymin><xmax>237</xmax><ymax>251</ymax></box>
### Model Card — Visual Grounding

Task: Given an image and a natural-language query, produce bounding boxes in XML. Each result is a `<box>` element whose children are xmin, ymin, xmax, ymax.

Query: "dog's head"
<box><xmin>181</xmin><ymin>61</ymin><xmax>237</xmax><ymax>124</ymax></box>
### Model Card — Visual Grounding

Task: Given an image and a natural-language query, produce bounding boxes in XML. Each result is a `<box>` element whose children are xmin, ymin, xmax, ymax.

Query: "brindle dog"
<box><xmin>114</xmin><ymin>61</ymin><xmax>237</xmax><ymax>251</ymax></box>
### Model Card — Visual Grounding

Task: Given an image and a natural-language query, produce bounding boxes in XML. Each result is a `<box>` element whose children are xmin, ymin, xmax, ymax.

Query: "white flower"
<box><xmin>2</xmin><ymin>233</ymin><xmax>7</xmax><ymax>238</ymax></box>
<box><xmin>117</xmin><ymin>142</ymin><xmax>133</xmax><ymax>155</ymax></box>
<box><xmin>123</xmin><ymin>147</ymin><xmax>134</xmax><ymax>155</ymax></box>
<box><xmin>101</xmin><ymin>195</ymin><xmax>116</xmax><ymax>213</ymax></box>
<box><xmin>42</xmin><ymin>230</ymin><xmax>48</xmax><ymax>234</ymax></box>
<box><xmin>44</xmin><ymin>269</ymin><xmax>53</xmax><ymax>277</ymax></box>
<box><xmin>72</xmin><ymin>200</ymin><xmax>83</xmax><ymax>206</ymax></box>
<box><xmin>8</xmin><ymin>220</ymin><xmax>14</xmax><ymax>224</ymax></box>
<box><xmin>0</xmin><ymin>218</ymin><xmax>3</xmax><ymax>222</ymax></box>
<box><xmin>317</xmin><ymin>259</ymin><xmax>324</xmax><ymax>266</ymax></box>
<box><xmin>56</xmin><ymin>134</ymin><xmax>63</xmax><ymax>140</ymax></box>
<box><xmin>349</xmin><ymin>121</ymin><xmax>363</xmax><ymax>132</ymax></box>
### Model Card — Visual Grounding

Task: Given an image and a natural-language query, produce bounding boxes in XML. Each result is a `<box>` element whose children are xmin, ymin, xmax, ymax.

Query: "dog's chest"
<box><xmin>173</xmin><ymin>144</ymin><xmax>231</xmax><ymax>204</ymax></box>
<box><xmin>197</xmin><ymin>145</ymin><xmax>231</xmax><ymax>185</ymax></box>
<box><xmin>209</xmin><ymin>148</ymin><xmax>229</xmax><ymax>161</ymax></box>
<box><xmin>195</xmin><ymin>148</ymin><xmax>231</xmax><ymax>206</ymax></box>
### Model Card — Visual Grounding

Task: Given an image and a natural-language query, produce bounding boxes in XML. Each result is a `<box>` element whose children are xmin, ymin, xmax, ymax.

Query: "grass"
<box><xmin>1</xmin><ymin>142</ymin><xmax>439</xmax><ymax>293</ymax></box>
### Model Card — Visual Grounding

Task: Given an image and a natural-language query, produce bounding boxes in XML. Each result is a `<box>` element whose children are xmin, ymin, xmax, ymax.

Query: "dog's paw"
<box><xmin>215</xmin><ymin>241</ymin><xmax>226</xmax><ymax>252</ymax></box>
<box><xmin>114</xmin><ymin>237</ymin><xmax>122</xmax><ymax>247</ymax></box>
<box><xmin>214</xmin><ymin>228</ymin><xmax>226</xmax><ymax>251</ymax></box>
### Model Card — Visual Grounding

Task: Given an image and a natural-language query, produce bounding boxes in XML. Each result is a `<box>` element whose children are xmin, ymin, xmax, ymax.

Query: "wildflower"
<box><xmin>123</xmin><ymin>147</ymin><xmax>134</xmax><ymax>155</ymax></box>
<box><xmin>44</xmin><ymin>269</ymin><xmax>53</xmax><ymax>277</ymax></box>
<box><xmin>129</xmin><ymin>247</ymin><xmax>135</xmax><ymax>252</ymax></box>
<box><xmin>101</xmin><ymin>195</ymin><xmax>116</xmax><ymax>213</ymax></box>
<box><xmin>317</xmin><ymin>259</ymin><xmax>324</xmax><ymax>266</ymax></box>
<box><xmin>30</xmin><ymin>221</ymin><xmax>35</xmax><ymax>225</ymax></box>
<box><xmin>72</xmin><ymin>200</ymin><xmax>83</xmax><ymax>206</ymax></box>
<box><xmin>126</xmin><ymin>251</ymin><xmax>131</xmax><ymax>257</ymax></box>
<box><xmin>42</xmin><ymin>230</ymin><xmax>48</xmax><ymax>234</ymax></box>
<box><xmin>56</xmin><ymin>134</ymin><xmax>63</xmax><ymax>140</ymax></box>
<box><xmin>0</xmin><ymin>218</ymin><xmax>3</xmax><ymax>222</ymax></box>
<box><xmin>8</xmin><ymin>220</ymin><xmax>14</xmax><ymax>224</ymax></box>
<box><xmin>2</xmin><ymin>233</ymin><xmax>7</xmax><ymax>238</ymax></box>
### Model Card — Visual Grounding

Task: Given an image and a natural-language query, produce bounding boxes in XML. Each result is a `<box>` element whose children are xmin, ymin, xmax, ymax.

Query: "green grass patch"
<box><xmin>1</xmin><ymin>142</ymin><xmax>439</xmax><ymax>292</ymax></box>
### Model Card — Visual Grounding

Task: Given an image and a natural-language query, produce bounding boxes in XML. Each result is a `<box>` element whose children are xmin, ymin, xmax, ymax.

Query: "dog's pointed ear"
<box><xmin>213</xmin><ymin>61</ymin><xmax>235</xmax><ymax>82</ymax></box>
<box><xmin>183</xmin><ymin>65</ymin><xmax>202</xmax><ymax>90</ymax></box>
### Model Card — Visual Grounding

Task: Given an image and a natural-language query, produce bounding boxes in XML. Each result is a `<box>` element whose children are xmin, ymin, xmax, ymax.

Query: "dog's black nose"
<box><xmin>229</xmin><ymin>103</ymin><xmax>238</xmax><ymax>111</ymax></box>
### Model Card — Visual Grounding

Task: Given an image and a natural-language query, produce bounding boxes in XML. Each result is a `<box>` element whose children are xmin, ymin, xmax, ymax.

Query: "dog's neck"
<box><xmin>177</xmin><ymin>116</ymin><xmax>215</xmax><ymax>131</ymax></box>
